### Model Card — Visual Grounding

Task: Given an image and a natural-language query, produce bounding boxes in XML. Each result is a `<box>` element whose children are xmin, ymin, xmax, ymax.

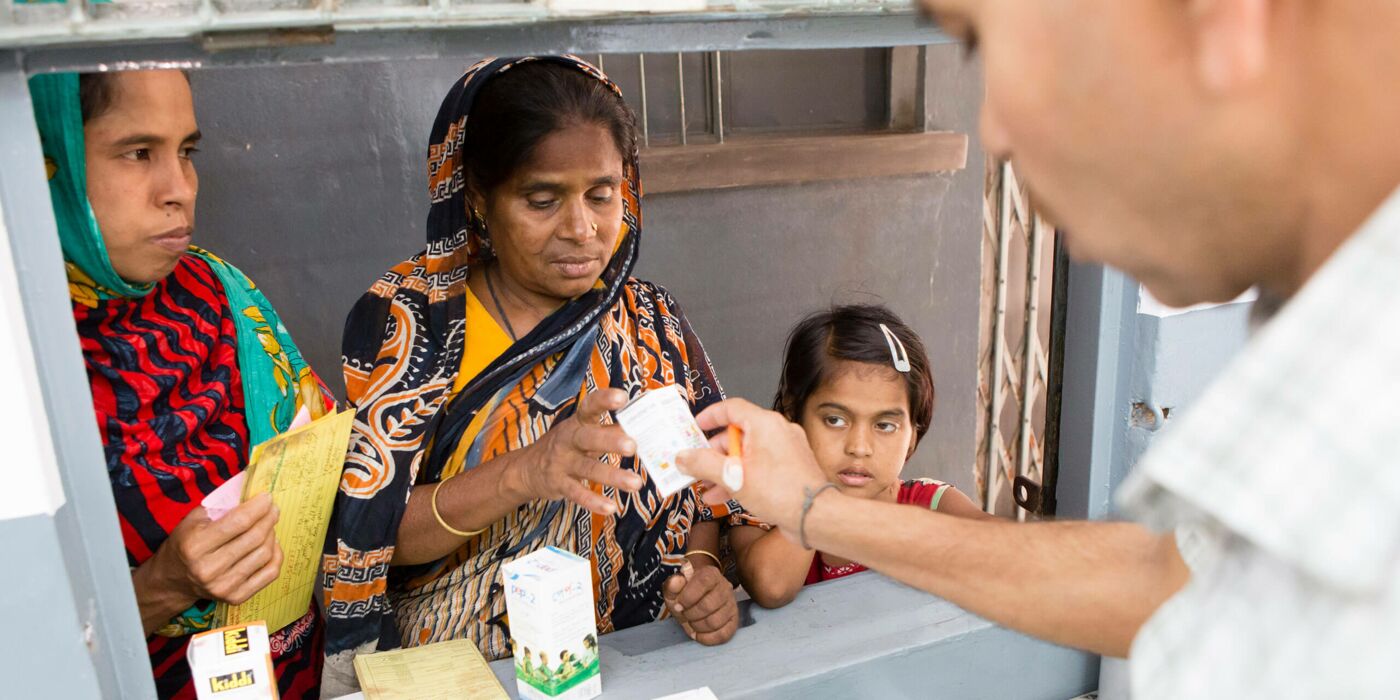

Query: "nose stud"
<box><xmin>591</xmin><ymin>222</ymin><xmax>599</xmax><ymax>233</ymax></box>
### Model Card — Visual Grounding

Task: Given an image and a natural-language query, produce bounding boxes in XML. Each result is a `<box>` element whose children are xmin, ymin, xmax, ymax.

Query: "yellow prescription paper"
<box><xmin>354</xmin><ymin>638</ymin><xmax>509</xmax><ymax>700</ymax></box>
<box><xmin>219</xmin><ymin>408</ymin><xmax>355</xmax><ymax>632</ymax></box>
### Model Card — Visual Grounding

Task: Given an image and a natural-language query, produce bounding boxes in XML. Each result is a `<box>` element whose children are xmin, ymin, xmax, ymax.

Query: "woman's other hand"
<box><xmin>676</xmin><ymin>398</ymin><xmax>828</xmax><ymax>535</ymax></box>
<box><xmin>663</xmin><ymin>559</ymin><xmax>739</xmax><ymax>645</ymax></box>
<box><xmin>509</xmin><ymin>388</ymin><xmax>644</xmax><ymax>515</ymax></box>
<box><xmin>132</xmin><ymin>494</ymin><xmax>283</xmax><ymax>634</ymax></box>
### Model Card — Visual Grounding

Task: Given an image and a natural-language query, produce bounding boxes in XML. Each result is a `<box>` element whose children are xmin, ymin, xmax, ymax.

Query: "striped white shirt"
<box><xmin>1118</xmin><ymin>187</ymin><xmax>1400</xmax><ymax>698</ymax></box>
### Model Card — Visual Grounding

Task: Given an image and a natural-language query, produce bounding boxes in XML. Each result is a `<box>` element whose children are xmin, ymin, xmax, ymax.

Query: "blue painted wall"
<box><xmin>1097</xmin><ymin>292</ymin><xmax>1253</xmax><ymax>698</ymax></box>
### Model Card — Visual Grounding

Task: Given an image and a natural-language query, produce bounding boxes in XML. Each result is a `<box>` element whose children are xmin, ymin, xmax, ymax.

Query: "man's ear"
<box><xmin>1189</xmin><ymin>0</ymin><xmax>1271</xmax><ymax>93</ymax></box>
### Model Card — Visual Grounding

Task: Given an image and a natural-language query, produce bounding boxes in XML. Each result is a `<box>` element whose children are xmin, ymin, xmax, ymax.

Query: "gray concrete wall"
<box><xmin>189</xmin><ymin>44</ymin><xmax>983</xmax><ymax>490</ymax></box>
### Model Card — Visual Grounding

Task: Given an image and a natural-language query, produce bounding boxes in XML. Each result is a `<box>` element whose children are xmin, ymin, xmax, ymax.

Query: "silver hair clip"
<box><xmin>879</xmin><ymin>323</ymin><xmax>911</xmax><ymax>374</ymax></box>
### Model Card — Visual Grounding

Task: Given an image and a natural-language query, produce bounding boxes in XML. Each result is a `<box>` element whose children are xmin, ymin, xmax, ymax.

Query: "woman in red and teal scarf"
<box><xmin>31</xmin><ymin>70</ymin><xmax>327</xmax><ymax>698</ymax></box>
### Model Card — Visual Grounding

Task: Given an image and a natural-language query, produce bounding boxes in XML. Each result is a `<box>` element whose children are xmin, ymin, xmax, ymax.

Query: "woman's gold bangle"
<box><xmin>431</xmin><ymin>479</ymin><xmax>488</xmax><ymax>538</ymax></box>
<box><xmin>683</xmin><ymin>549</ymin><xmax>722</xmax><ymax>569</ymax></box>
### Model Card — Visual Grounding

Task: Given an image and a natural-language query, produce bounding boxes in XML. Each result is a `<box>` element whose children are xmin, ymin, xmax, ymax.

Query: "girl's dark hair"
<box><xmin>773</xmin><ymin>304</ymin><xmax>937</xmax><ymax>444</ymax></box>
<box><xmin>465</xmin><ymin>61</ymin><xmax>638</xmax><ymax>194</ymax></box>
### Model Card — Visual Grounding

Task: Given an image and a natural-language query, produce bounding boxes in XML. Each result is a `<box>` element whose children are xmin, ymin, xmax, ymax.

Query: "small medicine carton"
<box><xmin>613</xmin><ymin>384</ymin><xmax>707</xmax><ymax>498</ymax></box>
<box><xmin>186</xmin><ymin>622</ymin><xmax>278</xmax><ymax>700</ymax></box>
<box><xmin>502</xmin><ymin>547</ymin><xmax>602</xmax><ymax>700</ymax></box>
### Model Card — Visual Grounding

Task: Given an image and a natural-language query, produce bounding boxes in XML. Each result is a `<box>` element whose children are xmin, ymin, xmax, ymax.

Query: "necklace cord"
<box><xmin>484</xmin><ymin>264</ymin><xmax>520</xmax><ymax>341</ymax></box>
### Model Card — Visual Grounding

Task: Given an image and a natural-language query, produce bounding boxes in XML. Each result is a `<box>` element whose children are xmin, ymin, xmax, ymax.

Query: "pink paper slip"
<box><xmin>202</xmin><ymin>472</ymin><xmax>245</xmax><ymax>522</ymax></box>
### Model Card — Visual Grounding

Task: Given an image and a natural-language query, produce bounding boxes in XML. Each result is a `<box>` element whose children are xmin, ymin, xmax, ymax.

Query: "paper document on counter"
<box><xmin>652</xmin><ymin>689</ymin><xmax>718</xmax><ymax>700</ymax></box>
<box><xmin>218</xmin><ymin>408</ymin><xmax>355</xmax><ymax>632</ymax></box>
<box><xmin>354</xmin><ymin>638</ymin><xmax>509</xmax><ymax>700</ymax></box>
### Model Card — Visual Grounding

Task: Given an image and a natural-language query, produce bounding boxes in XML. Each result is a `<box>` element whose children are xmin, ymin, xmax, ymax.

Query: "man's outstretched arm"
<box><xmin>677</xmin><ymin>397</ymin><xmax>1189</xmax><ymax>658</ymax></box>
<box><xmin>805</xmin><ymin>494</ymin><xmax>1187</xmax><ymax>657</ymax></box>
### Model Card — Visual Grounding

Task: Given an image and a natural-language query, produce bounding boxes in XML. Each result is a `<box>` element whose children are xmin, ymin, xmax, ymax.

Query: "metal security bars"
<box><xmin>590</xmin><ymin>47</ymin><xmax>966</xmax><ymax>196</ymax></box>
<box><xmin>977</xmin><ymin>159</ymin><xmax>1060</xmax><ymax>520</ymax></box>
<box><xmin>600</xmin><ymin>50</ymin><xmax>726</xmax><ymax>147</ymax></box>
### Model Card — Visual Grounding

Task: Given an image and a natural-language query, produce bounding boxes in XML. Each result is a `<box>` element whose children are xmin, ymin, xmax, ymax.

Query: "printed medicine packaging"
<box><xmin>613</xmin><ymin>384</ymin><xmax>707</xmax><ymax>498</ymax></box>
<box><xmin>502</xmin><ymin>547</ymin><xmax>602</xmax><ymax>700</ymax></box>
<box><xmin>186</xmin><ymin>622</ymin><xmax>277</xmax><ymax>700</ymax></box>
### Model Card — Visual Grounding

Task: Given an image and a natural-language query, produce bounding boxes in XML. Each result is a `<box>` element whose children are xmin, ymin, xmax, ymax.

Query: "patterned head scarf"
<box><xmin>418</xmin><ymin>55</ymin><xmax>642</xmax><ymax>471</ymax></box>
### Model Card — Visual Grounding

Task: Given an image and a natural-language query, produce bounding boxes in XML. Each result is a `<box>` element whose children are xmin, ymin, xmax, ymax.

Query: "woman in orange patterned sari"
<box><xmin>321</xmin><ymin>56</ymin><xmax>741</xmax><ymax>692</ymax></box>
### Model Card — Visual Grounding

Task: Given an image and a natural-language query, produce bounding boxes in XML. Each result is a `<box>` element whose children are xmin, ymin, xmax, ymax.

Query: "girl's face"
<box><xmin>798</xmin><ymin>360</ymin><xmax>916</xmax><ymax>500</ymax></box>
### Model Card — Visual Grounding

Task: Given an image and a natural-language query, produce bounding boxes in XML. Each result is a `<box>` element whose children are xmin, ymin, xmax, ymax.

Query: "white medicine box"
<box><xmin>502</xmin><ymin>546</ymin><xmax>602</xmax><ymax>700</ymax></box>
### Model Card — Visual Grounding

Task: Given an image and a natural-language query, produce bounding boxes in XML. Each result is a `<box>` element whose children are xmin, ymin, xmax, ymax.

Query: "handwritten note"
<box><xmin>218</xmin><ymin>408</ymin><xmax>355</xmax><ymax>632</ymax></box>
<box><xmin>354</xmin><ymin>639</ymin><xmax>509</xmax><ymax>700</ymax></box>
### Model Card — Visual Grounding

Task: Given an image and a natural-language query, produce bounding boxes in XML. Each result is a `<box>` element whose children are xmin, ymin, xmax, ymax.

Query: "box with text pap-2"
<box><xmin>503</xmin><ymin>547</ymin><xmax>601</xmax><ymax>700</ymax></box>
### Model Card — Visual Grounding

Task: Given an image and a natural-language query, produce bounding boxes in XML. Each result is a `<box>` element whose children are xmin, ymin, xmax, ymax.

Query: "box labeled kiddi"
<box><xmin>186</xmin><ymin>622</ymin><xmax>277</xmax><ymax>700</ymax></box>
<box><xmin>502</xmin><ymin>547</ymin><xmax>602</xmax><ymax>700</ymax></box>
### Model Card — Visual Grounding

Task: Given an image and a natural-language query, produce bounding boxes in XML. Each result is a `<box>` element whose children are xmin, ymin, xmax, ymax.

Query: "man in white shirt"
<box><xmin>675</xmin><ymin>1</ymin><xmax>1400</xmax><ymax>696</ymax></box>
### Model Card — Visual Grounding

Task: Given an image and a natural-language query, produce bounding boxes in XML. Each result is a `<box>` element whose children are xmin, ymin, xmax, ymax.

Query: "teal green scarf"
<box><xmin>29</xmin><ymin>72</ymin><xmax>317</xmax><ymax>446</ymax></box>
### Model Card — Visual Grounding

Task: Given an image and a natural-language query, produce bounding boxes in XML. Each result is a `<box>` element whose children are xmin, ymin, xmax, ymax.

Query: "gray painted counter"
<box><xmin>336</xmin><ymin>572</ymin><xmax>1096</xmax><ymax>699</ymax></box>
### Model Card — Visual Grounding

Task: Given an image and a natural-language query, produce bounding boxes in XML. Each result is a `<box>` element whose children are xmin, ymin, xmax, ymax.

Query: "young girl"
<box><xmin>730</xmin><ymin>304</ymin><xmax>991</xmax><ymax>608</ymax></box>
